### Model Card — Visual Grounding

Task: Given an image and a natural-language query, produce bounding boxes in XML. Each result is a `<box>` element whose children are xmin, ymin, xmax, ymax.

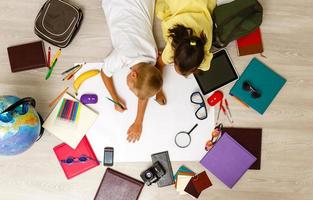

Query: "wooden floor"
<box><xmin>1</xmin><ymin>0</ymin><xmax>313</xmax><ymax>199</ymax></box>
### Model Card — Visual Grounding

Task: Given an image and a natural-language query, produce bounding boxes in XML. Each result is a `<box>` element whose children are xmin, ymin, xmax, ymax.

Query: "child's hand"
<box><xmin>156</xmin><ymin>89</ymin><xmax>167</xmax><ymax>105</ymax></box>
<box><xmin>127</xmin><ymin>122</ymin><xmax>142</xmax><ymax>143</ymax></box>
<box><xmin>114</xmin><ymin>98</ymin><xmax>127</xmax><ymax>112</ymax></box>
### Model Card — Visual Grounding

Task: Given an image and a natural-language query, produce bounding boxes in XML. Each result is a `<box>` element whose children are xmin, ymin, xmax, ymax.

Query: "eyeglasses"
<box><xmin>242</xmin><ymin>81</ymin><xmax>261</xmax><ymax>98</ymax></box>
<box><xmin>190</xmin><ymin>92</ymin><xmax>207</xmax><ymax>120</ymax></box>
<box><xmin>205</xmin><ymin>123</ymin><xmax>223</xmax><ymax>151</ymax></box>
<box><xmin>60</xmin><ymin>155</ymin><xmax>98</xmax><ymax>165</ymax></box>
<box><xmin>0</xmin><ymin>104</ymin><xmax>29</xmax><ymax>123</ymax></box>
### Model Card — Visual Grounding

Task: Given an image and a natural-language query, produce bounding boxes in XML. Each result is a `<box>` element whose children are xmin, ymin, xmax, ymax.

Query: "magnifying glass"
<box><xmin>175</xmin><ymin>124</ymin><xmax>198</xmax><ymax>148</ymax></box>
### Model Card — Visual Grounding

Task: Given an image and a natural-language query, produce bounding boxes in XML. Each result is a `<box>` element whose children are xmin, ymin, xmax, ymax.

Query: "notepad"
<box><xmin>7</xmin><ymin>41</ymin><xmax>47</xmax><ymax>72</ymax></box>
<box><xmin>200</xmin><ymin>133</ymin><xmax>256</xmax><ymax>188</ymax></box>
<box><xmin>53</xmin><ymin>136</ymin><xmax>100</xmax><ymax>179</ymax></box>
<box><xmin>184</xmin><ymin>171</ymin><xmax>212</xmax><ymax>199</ymax></box>
<box><xmin>230</xmin><ymin>58</ymin><xmax>286</xmax><ymax>114</ymax></box>
<box><xmin>236</xmin><ymin>28</ymin><xmax>264</xmax><ymax>56</ymax></box>
<box><xmin>43</xmin><ymin>92</ymin><xmax>98</xmax><ymax>149</ymax></box>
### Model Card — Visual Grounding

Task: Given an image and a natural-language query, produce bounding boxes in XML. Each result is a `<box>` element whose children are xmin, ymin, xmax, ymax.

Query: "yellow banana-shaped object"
<box><xmin>73</xmin><ymin>70</ymin><xmax>100</xmax><ymax>94</ymax></box>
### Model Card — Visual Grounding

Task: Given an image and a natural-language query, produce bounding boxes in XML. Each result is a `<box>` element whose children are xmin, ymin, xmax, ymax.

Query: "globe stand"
<box><xmin>36</xmin><ymin>113</ymin><xmax>45</xmax><ymax>141</ymax></box>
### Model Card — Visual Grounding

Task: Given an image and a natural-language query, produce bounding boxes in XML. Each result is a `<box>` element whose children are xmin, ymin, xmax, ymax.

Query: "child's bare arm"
<box><xmin>127</xmin><ymin>98</ymin><xmax>149</xmax><ymax>142</ymax></box>
<box><xmin>155</xmin><ymin>51</ymin><xmax>167</xmax><ymax>105</ymax></box>
<box><xmin>101</xmin><ymin>70</ymin><xmax>127</xmax><ymax>112</ymax></box>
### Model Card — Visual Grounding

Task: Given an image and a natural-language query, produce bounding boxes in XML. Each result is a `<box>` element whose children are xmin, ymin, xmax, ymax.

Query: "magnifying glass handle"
<box><xmin>188</xmin><ymin>124</ymin><xmax>198</xmax><ymax>135</ymax></box>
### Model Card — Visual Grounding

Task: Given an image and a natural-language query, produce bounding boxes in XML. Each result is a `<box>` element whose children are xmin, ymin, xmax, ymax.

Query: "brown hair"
<box><xmin>133</xmin><ymin>63</ymin><xmax>163</xmax><ymax>99</ymax></box>
<box><xmin>168</xmin><ymin>24</ymin><xmax>207</xmax><ymax>76</ymax></box>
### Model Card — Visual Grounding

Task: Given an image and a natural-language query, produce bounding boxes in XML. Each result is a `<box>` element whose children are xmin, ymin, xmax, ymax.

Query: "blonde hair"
<box><xmin>133</xmin><ymin>63</ymin><xmax>163</xmax><ymax>99</ymax></box>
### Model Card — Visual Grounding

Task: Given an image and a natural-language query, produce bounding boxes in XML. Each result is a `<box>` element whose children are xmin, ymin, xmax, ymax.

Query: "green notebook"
<box><xmin>230</xmin><ymin>58</ymin><xmax>286</xmax><ymax>114</ymax></box>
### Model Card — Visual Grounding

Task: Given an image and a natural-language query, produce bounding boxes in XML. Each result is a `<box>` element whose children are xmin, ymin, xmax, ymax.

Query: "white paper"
<box><xmin>74</xmin><ymin>63</ymin><xmax>214</xmax><ymax>162</ymax></box>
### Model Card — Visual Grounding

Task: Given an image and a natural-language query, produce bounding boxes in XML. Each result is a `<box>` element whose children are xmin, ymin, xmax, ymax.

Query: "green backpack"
<box><xmin>212</xmin><ymin>0</ymin><xmax>263</xmax><ymax>48</ymax></box>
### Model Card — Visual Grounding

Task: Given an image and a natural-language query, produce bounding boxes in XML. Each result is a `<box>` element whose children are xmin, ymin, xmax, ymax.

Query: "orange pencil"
<box><xmin>49</xmin><ymin>87</ymin><xmax>69</xmax><ymax>108</ymax></box>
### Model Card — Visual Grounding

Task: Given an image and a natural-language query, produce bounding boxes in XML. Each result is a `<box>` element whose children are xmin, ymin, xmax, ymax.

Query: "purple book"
<box><xmin>200</xmin><ymin>133</ymin><xmax>256</xmax><ymax>188</ymax></box>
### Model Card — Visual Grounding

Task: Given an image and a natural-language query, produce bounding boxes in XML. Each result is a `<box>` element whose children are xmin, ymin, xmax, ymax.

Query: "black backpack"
<box><xmin>34</xmin><ymin>0</ymin><xmax>83</xmax><ymax>48</ymax></box>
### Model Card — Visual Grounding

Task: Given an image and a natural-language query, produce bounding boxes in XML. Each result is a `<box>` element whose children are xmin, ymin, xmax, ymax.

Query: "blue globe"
<box><xmin>0</xmin><ymin>96</ymin><xmax>41</xmax><ymax>156</ymax></box>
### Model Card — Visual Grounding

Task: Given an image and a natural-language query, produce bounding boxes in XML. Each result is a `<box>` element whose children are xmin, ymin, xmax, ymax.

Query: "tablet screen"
<box><xmin>194</xmin><ymin>49</ymin><xmax>238</xmax><ymax>95</ymax></box>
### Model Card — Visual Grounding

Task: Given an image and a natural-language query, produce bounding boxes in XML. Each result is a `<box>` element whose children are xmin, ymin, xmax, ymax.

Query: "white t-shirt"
<box><xmin>101</xmin><ymin>0</ymin><xmax>157</xmax><ymax>77</ymax></box>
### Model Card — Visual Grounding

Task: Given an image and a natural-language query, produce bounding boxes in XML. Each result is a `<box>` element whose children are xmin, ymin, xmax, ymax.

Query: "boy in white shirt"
<box><xmin>101</xmin><ymin>0</ymin><xmax>163</xmax><ymax>142</ymax></box>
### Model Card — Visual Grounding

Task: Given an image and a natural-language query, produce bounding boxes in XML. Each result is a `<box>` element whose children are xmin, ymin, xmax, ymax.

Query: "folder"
<box><xmin>200</xmin><ymin>133</ymin><xmax>256</xmax><ymax>188</ymax></box>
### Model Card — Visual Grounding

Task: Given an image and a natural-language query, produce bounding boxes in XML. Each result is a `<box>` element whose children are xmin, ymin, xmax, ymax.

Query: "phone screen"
<box><xmin>104</xmin><ymin>148</ymin><xmax>113</xmax><ymax>166</ymax></box>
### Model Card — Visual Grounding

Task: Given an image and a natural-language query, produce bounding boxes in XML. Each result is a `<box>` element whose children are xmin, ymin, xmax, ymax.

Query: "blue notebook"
<box><xmin>230</xmin><ymin>58</ymin><xmax>286</xmax><ymax>114</ymax></box>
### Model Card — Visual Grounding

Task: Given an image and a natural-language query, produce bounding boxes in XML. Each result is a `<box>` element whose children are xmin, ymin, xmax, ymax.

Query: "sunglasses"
<box><xmin>190</xmin><ymin>92</ymin><xmax>208</xmax><ymax>120</ymax></box>
<box><xmin>242</xmin><ymin>81</ymin><xmax>261</xmax><ymax>98</ymax></box>
<box><xmin>60</xmin><ymin>155</ymin><xmax>98</xmax><ymax>165</ymax></box>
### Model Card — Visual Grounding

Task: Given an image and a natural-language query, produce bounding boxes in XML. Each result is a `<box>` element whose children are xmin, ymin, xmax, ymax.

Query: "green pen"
<box><xmin>106</xmin><ymin>97</ymin><xmax>125</xmax><ymax>110</ymax></box>
<box><xmin>45</xmin><ymin>58</ymin><xmax>58</xmax><ymax>80</ymax></box>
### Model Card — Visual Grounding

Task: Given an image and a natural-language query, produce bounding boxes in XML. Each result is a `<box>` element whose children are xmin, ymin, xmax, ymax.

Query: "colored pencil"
<box><xmin>61</xmin><ymin>64</ymin><xmax>80</xmax><ymax>75</ymax></box>
<box><xmin>106</xmin><ymin>97</ymin><xmax>125</xmax><ymax>110</ymax></box>
<box><xmin>62</xmin><ymin>65</ymin><xmax>82</xmax><ymax>81</ymax></box>
<box><xmin>49</xmin><ymin>87</ymin><xmax>69</xmax><ymax>108</ymax></box>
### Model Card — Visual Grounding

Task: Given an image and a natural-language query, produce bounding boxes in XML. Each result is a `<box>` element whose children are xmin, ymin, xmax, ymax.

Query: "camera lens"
<box><xmin>145</xmin><ymin>171</ymin><xmax>152</xmax><ymax>178</ymax></box>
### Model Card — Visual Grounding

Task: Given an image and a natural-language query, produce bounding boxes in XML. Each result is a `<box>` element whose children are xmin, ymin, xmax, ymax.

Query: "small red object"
<box><xmin>207</xmin><ymin>90</ymin><xmax>224</xmax><ymax>106</ymax></box>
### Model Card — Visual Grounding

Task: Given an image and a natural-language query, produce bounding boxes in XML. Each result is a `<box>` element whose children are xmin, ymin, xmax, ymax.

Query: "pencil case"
<box><xmin>34</xmin><ymin>0</ymin><xmax>83</xmax><ymax>48</ymax></box>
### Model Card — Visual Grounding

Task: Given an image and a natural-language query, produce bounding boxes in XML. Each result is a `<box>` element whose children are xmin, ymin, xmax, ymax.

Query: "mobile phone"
<box><xmin>103</xmin><ymin>147</ymin><xmax>114</xmax><ymax>166</ymax></box>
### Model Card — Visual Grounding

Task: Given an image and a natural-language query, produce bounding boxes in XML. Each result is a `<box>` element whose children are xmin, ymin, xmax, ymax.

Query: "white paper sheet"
<box><xmin>74</xmin><ymin>63</ymin><xmax>214</xmax><ymax>162</ymax></box>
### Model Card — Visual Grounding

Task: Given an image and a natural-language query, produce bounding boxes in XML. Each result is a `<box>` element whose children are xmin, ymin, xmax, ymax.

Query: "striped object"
<box><xmin>57</xmin><ymin>99</ymin><xmax>81</xmax><ymax>123</ymax></box>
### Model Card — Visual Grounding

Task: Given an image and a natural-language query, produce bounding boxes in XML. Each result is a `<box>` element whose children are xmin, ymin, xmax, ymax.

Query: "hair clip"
<box><xmin>190</xmin><ymin>41</ymin><xmax>197</xmax><ymax>46</ymax></box>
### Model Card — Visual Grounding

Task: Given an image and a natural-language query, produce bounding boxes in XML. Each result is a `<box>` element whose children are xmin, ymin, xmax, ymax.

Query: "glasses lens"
<box><xmin>0</xmin><ymin>112</ymin><xmax>13</xmax><ymax>123</ymax></box>
<box><xmin>175</xmin><ymin>132</ymin><xmax>191</xmax><ymax>148</ymax></box>
<box><xmin>242</xmin><ymin>81</ymin><xmax>251</xmax><ymax>91</ymax></box>
<box><xmin>191</xmin><ymin>92</ymin><xmax>203</xmax><ymax>104</ymax></box>
<box><xmin>252</xmin><ymin>91</ymin><xmax>261</xmax><ymax>99</ymax></box>
<box><xmin>79</xmin><ymin>156</ymin><xmax>88</xmax><ymax>162</ymax></box>
<box><xmin>195</xmin><ymin>106</ymin><xmax>207</xmax><ymax>120</ymax></box>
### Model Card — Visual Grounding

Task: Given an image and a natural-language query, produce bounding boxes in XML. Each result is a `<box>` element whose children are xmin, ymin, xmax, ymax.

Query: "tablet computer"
<box><xmin>194</xmin><ymin>49</ymin><xmax>238</xmax><ymax>95</ymax></box>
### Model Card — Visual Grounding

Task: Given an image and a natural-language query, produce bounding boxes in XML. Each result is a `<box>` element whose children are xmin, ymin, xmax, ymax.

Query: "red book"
<box><xmin>53</xmin><ymin>136</ymin><xmax>100</xmax><ymax>179</ymax></box>
<box><xmin>236</xmin><ymin>28</ymin><xmax>264</xmax><ymax>56</ymax></box>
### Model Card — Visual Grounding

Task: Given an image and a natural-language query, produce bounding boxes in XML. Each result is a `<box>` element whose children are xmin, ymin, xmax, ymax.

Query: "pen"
<box><xmin>62</xmin><ymin>65</ymin><xmax>82</xmax><ymax>81</ymax></box>
<box><xmin>45</xmin><ymin>58</ymin><xmax>58</xmax><ymax>80</ymax></box>
<box><xmin>106</xmin><ymin>97</ymin><xmax>125</xmax><ymax>110</ymax></box>
<box><xmin>51</xmin><ymin>48</ymin><xmax>61</xmax><ymax>66</ymax></box>
<box><xmin>224</xmin><ymin>99</ymin><xmax>232</xmax><ymax>119</ymax></box>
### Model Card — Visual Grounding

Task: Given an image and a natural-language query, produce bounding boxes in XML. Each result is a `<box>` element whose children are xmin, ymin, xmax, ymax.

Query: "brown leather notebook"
<box><xmin>184</xmin><ymin>171</ymin><xmax>212</xmax><ymax>199</ymax></box>
<box><xmin>7</xmin><ymin>41</ymin><xmax>47</xmax><ymax>72</ymax></box>
<box><xmin>223</xmin><ymin>127</ymin><xmax>262</xmax><ymax>170</ymax></box>
<box><xmin>94</xmin><ymin>168</ymin><xmax>144</xmax><ymax>200</ymax></box>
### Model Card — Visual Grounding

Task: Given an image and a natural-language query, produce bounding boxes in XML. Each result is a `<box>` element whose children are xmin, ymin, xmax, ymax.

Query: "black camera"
<box><xmin>140</xmin><ymin>161</ymin><xmax>165</xmax><ymax>186</ymax></box>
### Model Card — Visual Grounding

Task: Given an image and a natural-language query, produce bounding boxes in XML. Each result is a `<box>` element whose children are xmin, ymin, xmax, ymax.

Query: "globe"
<box><xmin>0</xmin><ymin>96</ymin><xmax>42</xmax><ymax>156</ymax></box>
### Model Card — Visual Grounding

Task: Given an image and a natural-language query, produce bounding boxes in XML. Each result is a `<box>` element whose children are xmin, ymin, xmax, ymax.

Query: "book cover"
<box><xmin>229</xmin><ymin>58</ymin><xmax>286</xmax><ymax>114</ymax></box>
<box><xmin>200</xmin><ymin>133</ymin><xmax>256</xmax><ymax>188</ymax></box>
<box><xmin>53</xmin><ymin>136</ymin><xmax>100</xmax><ymax>179</ymax></box>
<box><xmin>94</xmin><ymin>168</ymin><xmax>144</xmax><ymax>200</ymax></box>
<box><xmin>184</xmin><ymin>171</ymin><xmax>212</xmax><ymax>199</ymax></box>
<box><xmin>236</xmin><ymin>28</ymin><xmax>264</xmax><ymax>56</ymax></box>
<box><xmin>7</xmin><ymin>41</ymin><xmax>47</xmax><ymax>72</ymax></box>
<box><xmin>223</xmin><ymin>127</ymin><xmax>262</xmax><ymax>170</ymax></box>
